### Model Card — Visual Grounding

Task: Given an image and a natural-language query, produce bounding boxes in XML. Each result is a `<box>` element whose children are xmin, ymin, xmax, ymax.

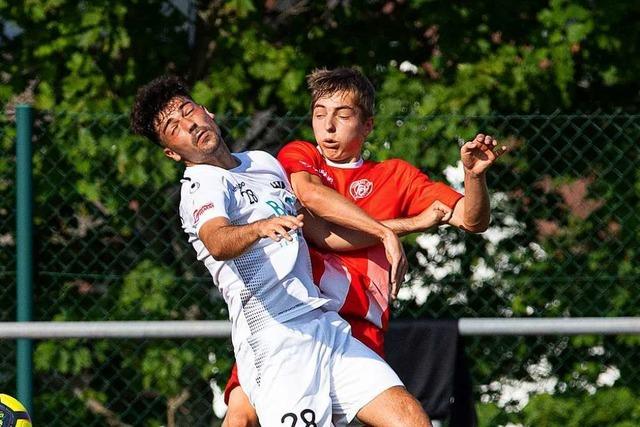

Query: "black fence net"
<box><xmin>2</xmin><ymin>110</ymin><xmax>639</xmax><ymax>426</ymax></box>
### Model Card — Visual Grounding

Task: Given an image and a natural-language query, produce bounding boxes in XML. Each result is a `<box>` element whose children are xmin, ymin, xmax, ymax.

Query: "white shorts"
<box><xmin>235</xmin><ymin>310</ymin><xmax>403</xmax><ymax>426</ymax></box>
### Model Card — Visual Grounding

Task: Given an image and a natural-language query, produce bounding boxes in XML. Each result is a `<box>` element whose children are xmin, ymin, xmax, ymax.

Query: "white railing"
<box><xmin>2</xmin><ymin>317</ymin><xmax>640</xmax><ymax>339</ymax></box>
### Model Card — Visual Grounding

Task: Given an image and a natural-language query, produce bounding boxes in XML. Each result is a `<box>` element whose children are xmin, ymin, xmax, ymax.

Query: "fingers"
<box><xmin>261</xmin><ymin>215</ymin><xmax>304</xmax><ymax>241</ymax></box>
<box><xmin>266</xmin><ymin>224</ymin><xmax>291</xmax><ymax>241</ymax></box>
<box><xmin>428</xmin><ymin>200</ymin><xmax>453</xmax><ymax>224</ymax></box>
<box><xmin>389</xmin><ymin>270</ymin><xmax>398</xmax><ymax>301</ymax></box>
<box><xmin>381</xmin><ymin>232</ymin><xmax>407</xmax><ymax>300</ymax></box>
<box><xmin>441</xmin><ymin>209</ymin><xmax>453</xmax><ymax>223</ymax></box>
<box><xmin>397</xmin><ymin>256</ymin><xmax>407</xmax><ymax>291</ymax></box>
<box><xmin>479</xmin><ymin>134</ymin><xmax>508</xmax><ymax>155</ymax></box>
<box><xmin>389</xmin><ymin>263</ymin><xmax>398</xmax><ymax>300</ymax></box>
<box><xmin>388</xmin><ymin>255</ymin><xmax>408</xmax><ymax>301</ymax></box>
<box><xmin>463</xmin><ymin>134</ymin><xmax>509</xmax><ymax>160</ymax></box>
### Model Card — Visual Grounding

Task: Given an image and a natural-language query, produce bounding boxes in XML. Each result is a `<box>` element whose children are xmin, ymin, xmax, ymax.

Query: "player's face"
<box><xmin>312</xmin><ymin>90</ymin><xmax>373</xmax><ymax>163</ymax></box>
<box><xmin>155</xmin><ymin>96</ymin><xmax>225</xmax><ymax>165</ymax></box>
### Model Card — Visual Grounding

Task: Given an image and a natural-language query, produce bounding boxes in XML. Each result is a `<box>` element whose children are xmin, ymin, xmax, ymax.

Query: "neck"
<box><xmin>185</xmin><ymin>144</ymin><xmax>240</xmax><ymax>169</ymax></box>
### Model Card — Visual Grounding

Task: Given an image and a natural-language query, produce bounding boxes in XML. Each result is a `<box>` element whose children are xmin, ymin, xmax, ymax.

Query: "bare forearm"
<box><xmin>200</xmin><ymin>215</ymin><xmax>304</xmax><ymax>260</ymax></box>
<box><xmin>462</xmin><ymin>172</ymin><xmax>490</xmax><ymax>231</ymax></box>
<box><xmin>301</xmin><ymin>208</ymin><xmax>378</xmax><ymax>251</ymax></box>
<box><xmin>200</xmin><ymin>221</ymin><xmax>262</xmax><ymax>260</ymax></box>
<box><xmin>300</xmin><ymin>183</ymin><xmax>390</xmax><ymax>239</ymax></box>
<box><xmin>383</xmin><ymin>217</ymin><xmax>419</xmax><ymax>237</ymax></box>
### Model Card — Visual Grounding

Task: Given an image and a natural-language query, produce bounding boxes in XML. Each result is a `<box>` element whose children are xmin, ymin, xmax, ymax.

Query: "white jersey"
<box><xmin>179</xmin><ymin>151</ymin><xmax>328</xmax><ymax>351</ymax></box>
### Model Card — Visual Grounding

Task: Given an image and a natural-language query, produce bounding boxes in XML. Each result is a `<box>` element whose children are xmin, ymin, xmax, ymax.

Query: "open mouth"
<box><xmin>321</xmin><ymin>140</ymin><xmax>339</xmax><ymax>149</ymax></box>
<box><xmin>193</xmin><ymin>128</ymin><xmax>211</xmax><ymax>146</ymax></box>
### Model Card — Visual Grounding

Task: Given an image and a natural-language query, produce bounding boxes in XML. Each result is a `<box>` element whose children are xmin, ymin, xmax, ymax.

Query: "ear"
<box><xmin>163</xmin><ymin>147</ymin><xmax>182</xmax><ymax>162</ymax></box>
<box><xmin>363</xmin><ymin>116</ymin><xmax>374</xmax><ymax>137</ymax></box>
<box><xmin>203</xmin><ymin>106</ymin><xmax>215</xmax><ymax>120</ymax></box>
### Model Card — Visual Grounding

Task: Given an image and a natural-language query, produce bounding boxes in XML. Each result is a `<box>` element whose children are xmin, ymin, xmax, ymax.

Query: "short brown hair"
<box><xmin>307</xmin><ymin>67</ymin><xmax>375</xmax><ymax>119</ymax></box>
<box><xmin>130</xmin><ymin>75</ymin><xmax>191</xmax><ymax>145</ymax></box>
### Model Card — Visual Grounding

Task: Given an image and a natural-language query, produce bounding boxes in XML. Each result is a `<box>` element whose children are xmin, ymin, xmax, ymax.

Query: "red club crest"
<box><xmin>349</xmin><ymin>179</ymin><xmax>373</xmax><ymax>200</ymax></box>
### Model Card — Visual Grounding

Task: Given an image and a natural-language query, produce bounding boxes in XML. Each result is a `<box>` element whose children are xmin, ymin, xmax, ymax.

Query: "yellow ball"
<box><xmin>0</xmin><ymin>394</ymin><xmax>32</xmax><ymax>427</ymax></box>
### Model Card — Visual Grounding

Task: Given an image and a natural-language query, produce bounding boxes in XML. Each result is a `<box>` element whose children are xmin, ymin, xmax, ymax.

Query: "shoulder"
<box><xmin>277</xmin><ymin>140</ymin><xmax>319</xmax><ymax>159</ymax></box>
<box><xmin>180</xmin><ymin>165</ymin><xmax>228</xmax><ymax>198</ymax></box>
<box><xmin>246</xmin><ymin>150</ymin><xmax>282</xmax><ymax>170</ymax></box>
<box><xmin>369</xmin><ymin>158</ymin><xmax>424</xmax><ymax>175</ymax></box>
<box><xmin>246</xmin><ymin>149</ymin><xmax>276</xmax><ymax>161</ymax></box>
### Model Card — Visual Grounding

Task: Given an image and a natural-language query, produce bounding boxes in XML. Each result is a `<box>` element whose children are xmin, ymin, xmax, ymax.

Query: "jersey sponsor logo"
<box><xmin>193</xmin><ymin>202</ymin><xmax>215</xmax><ymax>224</ymax></box>
<box><xmin>270</xmin><ymin>181</ymin><xmax>286</xmax><ymax>189</ymax></box>
<box><xmin>349</xmin><ymin>179</ymin><xmax>373</xmax><ymax>200</ymax></box>
<box><xmin>298</xmin><ymin>160</ymin><xmax>334</xmax><ymax>184</ymax></box>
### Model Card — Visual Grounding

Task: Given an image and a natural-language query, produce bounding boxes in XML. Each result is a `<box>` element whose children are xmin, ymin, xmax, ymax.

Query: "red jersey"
<box><xmin>222</xmin><ymin>140</ymin><xmax>463</xmax><ymax>404</ymax></box>
<box><xmin>277</xmin><ymin>140</ymin><xmax>463</xmax><ymax>354</ymax></box>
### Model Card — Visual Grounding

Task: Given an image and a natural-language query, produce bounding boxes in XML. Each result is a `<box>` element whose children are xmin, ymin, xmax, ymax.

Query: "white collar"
<box><xmin>317</xmin><ymin>146</ymin><xmax>363</xmax><ymax>169</ymax></box>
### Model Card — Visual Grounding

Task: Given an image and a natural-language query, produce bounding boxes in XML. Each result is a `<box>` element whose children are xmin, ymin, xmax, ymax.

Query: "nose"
<box><xmin>324</xmin><ymin>115</ymin><xmax>336</xmax><ymax>133</ymax></box>
<box><xmin>180</xmin><ymin>118</ymin><xmax>197</xmax><ymax>134</ymax></box>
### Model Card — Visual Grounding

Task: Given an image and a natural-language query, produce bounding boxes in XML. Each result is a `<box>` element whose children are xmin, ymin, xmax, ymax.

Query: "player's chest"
<box><xmin>227</xmin><ymin>173</ymin><xmax>297</xmax><ymax>219</ymax></box>
<box><xmin>329</xmin><ymin>169</ymin><xmax>402</xmax><ymax>218</ymax></box>
<box><xmin>330</xmin><ymin>170</ymin><xmax>385</xmax><ymax>203</ymax></box>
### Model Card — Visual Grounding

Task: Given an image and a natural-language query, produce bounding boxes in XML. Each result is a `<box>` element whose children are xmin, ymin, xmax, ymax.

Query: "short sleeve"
<box><xmin>395</xmin><ymin>160</ymin><xmax>463</xmax><ymax>217</ymax></box>
<box><xmin>277</xmin><ymin>140</ymin><xmax>324</xmax><ymax>179</ymax></box>
<box><xmin>179</xmin><ymin>169</ymin><xmax>231</xmax><ymax>236</ymax></box>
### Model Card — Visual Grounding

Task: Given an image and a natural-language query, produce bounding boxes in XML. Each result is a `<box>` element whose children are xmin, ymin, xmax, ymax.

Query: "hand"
<box><xmin>461</xmin><ymin>133</ymin><xmax>508</xmax><ymax>176</ymax></box>
<box><xmin>257</xmin><ymin>214</ymin><xmax>304</xmax><ymax>242</ymax></box>
<box><xmin>414</xmin><ymin>201</ymin><xmax>453</xmax><ymax>229</ymax></box>
<box><xmin>381</xmin><ymin>229</ymin><xmax>408</xmax><ymax>301</ymax></box>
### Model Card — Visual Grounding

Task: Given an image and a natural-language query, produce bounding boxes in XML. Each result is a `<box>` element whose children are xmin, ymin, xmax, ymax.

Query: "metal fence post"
<box><xmin>16</xmin><ymin>104</ymin><xmax>33</xmax><ymax>415</ymax></box>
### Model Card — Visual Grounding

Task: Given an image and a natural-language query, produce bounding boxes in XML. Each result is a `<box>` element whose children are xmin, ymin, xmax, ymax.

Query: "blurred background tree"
<box><xmin>2</xmin><ymin>0</ymin><xmax>640</xmax><ymax>425</ymax></box>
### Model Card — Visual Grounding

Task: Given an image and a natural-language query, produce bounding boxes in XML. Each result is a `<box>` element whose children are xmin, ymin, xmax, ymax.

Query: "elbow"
<box><xmin>208</xmin><ymin>246</ymin><xmax>228</xmax><ymax>260</ymax></box>
<box><xmin>463</xmin><ymin>220</ymin><xmax>490</xmax><ymax>234</ymax></box>
<box><xmin>204</xmin><ymin>240</ymin><xmax>232</xmax><ymax>260</ymax></box>
<box><xmin>296</xmin><ymin>185</ymin><xmax>323</xmax><ymax>209</ymax></box>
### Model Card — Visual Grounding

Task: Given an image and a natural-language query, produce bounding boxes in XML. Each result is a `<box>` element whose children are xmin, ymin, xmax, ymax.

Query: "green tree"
<box><xmin>3</xmin><ymin>1</ymin><xmax>640</xmax><ymax>425</ymax></box>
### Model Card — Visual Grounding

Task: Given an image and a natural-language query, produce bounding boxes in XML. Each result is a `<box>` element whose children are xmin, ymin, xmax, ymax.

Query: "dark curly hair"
<box><xmin>130</xmin><ymin>75</ymin><xmax>191</xmax><ymax>145</ymax></box>
<box><xmin>307</xmin><ymin>67</ymin><xmax>375</xmax><ymax>120</ymax></box>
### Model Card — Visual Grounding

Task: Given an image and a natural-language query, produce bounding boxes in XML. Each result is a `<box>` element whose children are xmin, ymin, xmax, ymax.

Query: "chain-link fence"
<box><xmin>2</xmin><ymin>110</ymin><xmax>639</xmax><ymax>426</ymax></box>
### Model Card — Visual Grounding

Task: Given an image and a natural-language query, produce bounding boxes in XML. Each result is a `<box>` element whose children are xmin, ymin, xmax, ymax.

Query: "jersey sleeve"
<box><xmin>276</xmin><ymin>140</ymin><xmax>323</xmax><ymax>179</ymax></box>
<box><xmin>395</xmin><ymin>160</ymin><xmax>463</xmax><ymax>217</ymax></box>
<box><xmin>179</xmin><ymin>169</ymin><xmax>231</xmax><ymax>236</ymax></box>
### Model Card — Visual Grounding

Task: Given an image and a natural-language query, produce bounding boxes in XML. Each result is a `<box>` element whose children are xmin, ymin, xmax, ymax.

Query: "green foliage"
<box><xmin>119</xmin><ymin>260</ymin><xmax>177</xmax><ymax>318</ymax></box>
<box><xmin>3</xmin><ymin>0</ymin><xmax>640</xmax><ymax>425</ymax></box>
<box><xmin>476</xmin><ymin>388</ymin><xmax>640</xmax><ymax>426</ymax></box>
<box><xmin>523</xmin><ymin>388</ymin><xmax>640</xmax><ymax>426</ymax></box>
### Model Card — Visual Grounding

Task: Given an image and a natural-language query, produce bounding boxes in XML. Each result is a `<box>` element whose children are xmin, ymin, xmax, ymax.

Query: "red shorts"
<box><xmin>223</xmin><ymin>316</ymin><xmax>384</xmax><ymax>404</ymax></box>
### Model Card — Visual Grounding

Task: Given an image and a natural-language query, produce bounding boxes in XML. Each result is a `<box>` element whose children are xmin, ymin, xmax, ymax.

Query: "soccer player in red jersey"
<box><xmin>222</xmin><ymin>68</ymin><xmax>507</xmax><ymax>427</ymax></box>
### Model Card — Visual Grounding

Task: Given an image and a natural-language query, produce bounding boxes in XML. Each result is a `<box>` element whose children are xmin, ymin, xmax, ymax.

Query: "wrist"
<box><xmin>378</xmin><ymin>226</ymin><xmax>396</xmax><ymax>241</ymax></box>
<box><xmin>464</xmin><ymin>169</ymin><xmax>486</xmax><ymax>180</ymax></box>
<box><xmin>253</xmin><ymin>219</ymin><xmax>267</xmax><ymax>238</ymax></box>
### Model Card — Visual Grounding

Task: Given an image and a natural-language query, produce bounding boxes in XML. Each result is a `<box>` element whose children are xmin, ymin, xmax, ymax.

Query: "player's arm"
<box><xmin>290</xmin><ymin>170</ymin><xmax>407</xmax><ymax>287</ymax></box>
<box><xmin>382</xmin><ymin>201</ymin><xmax>454</xmax><ymax>236</ymax></box>
<box><xmin>303</xmin><ymin>201</ymin><xmax>451</xmax><ymax>247</ymax></box>
<box><xmin>300</xmin><ymin>207</ymin><xmax>380</xmax><ymax>251</ymax></box>
<box><xmin>289</xmin><ymin>171</ymin><xmax>408</xmax><ymax>289</ymax></box>
<box><xmin>447</xmin><ymin>133</ymin><xmax>507</xmax><ymax>232</ymax></box>
<box><xmin>291</xmin><ymin>171</ymin><xmax>391</xmax><ymax>238</ymax></box>
<box><xmin>198</xmin><ymin>215</ymin><xmax>304</xmax><ymax>260</ymax></box>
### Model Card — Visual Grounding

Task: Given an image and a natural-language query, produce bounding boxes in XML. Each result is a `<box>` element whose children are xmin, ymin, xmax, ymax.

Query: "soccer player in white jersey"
<box><xmin>130</xmin><ymin>76</ymin><xmax>432</xmax><ymax>427</ymax></box>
